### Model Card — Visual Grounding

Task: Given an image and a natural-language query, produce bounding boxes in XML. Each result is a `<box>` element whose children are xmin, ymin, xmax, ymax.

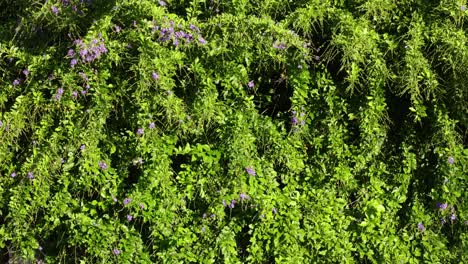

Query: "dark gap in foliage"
<box><xmin>236</xmin><ymin>223</ymin><xmax>251</xmax><ymax>261</ymax></box>
<box><xmin>170</xmin><ymin>153</ymin><xmax>191</xmax><ymax>175</ymax></box>
<box><xmin>385</xmin><ymin>90</ymin><xmax>411</xmax><ymax>148</ymax></box>
<box><xmin>255</xmin><ymin>70</ymin><xmax>293</xmax><ymax>120</ymax></box>
<box><xmin>273</xmin><ymin>163</ymin><xmax>287</xmax><ymax>191</ymax></box>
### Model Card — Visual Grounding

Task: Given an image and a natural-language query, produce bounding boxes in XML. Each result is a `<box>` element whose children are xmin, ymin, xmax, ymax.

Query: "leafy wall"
<box><xmin>0</xmin><ymin>0</ymin><xmax>467</xmax><ymax>263</ymax></box>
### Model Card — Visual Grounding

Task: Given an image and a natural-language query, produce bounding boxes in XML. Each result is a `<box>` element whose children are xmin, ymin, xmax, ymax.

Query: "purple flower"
<box><xmin>80</xmin><ymin>144</ymin><xmax>86</xmax><ymax>150</ymax></box>
<box><xmin>448</xmin><ymin>156</ymin><xmax>454</xmax><ymax>164</ymax></box>
<box><xmin>245</xmin><ymin>167</ymin><xmax>256</xmax><ymax>176</ymax></box>
<box><xmin>123</xmin><ymin>198</ymin><xmax>132</xmax><ymax>205</ymax></box>
<box><xmin>248</xmin><ymin>81</ymin><xmax>254</xmax><ymax>88</ymax></box>
<box><xmin>22</xmin><ymin>69</ymin><xmax>29</xmax><ymax>76</ymax></box>
<box><xmin>239</xmin><ymin>193</ymin><xmax>248</xmax><ymax>201</ymax></box>
<box><xmin>273</xmin><ymin>42</ymin><xmax>286</xmax><ymax>49</ymax></box>
<box><xmin>72</xmin><ymin>91</ymin><xmax>78</xmax><ymax>98</ymax></box>
<box><xmin>189</xmin><ymin>24</ymin><xmax>199</xmax><ymax>32</ymax></box>
<box><xmin>136</xmin><ymin>128</ymin><xmax>144</xmax><ymax>136</ymax></box>
<box><xmin>437</xmin><ymin>202</ymin><xmax>448</xmax><ymax>210</ymax></box>
<box><xmin>67</xmin><ymin>49</ymin><xmax>75</xmax><ymax>57</ymax></box>
<box><xmin>112</xmin><ymin>248</ymin><xmax>120</xmax><ymax>255</ymax></box>
<box><xmin>81</xmin><ymin>90</ymin><xmax>87</xmax><ymax>96</ymax></box>
<box><xmin>140</xmin><ymin>203</ymin><xmax>145</xmax><ymax>210</ymax></box>
<box><xmin>114</xmin><ymin>25</ymin><xmax>121</xmax><ymax>33</ymax></box>
<box><xmin>272</xmin><ymin>208</ymin><xmax>277</xmax><ymax>214</ymax></box>
<box><xmin>210</xmin><ymin>213</ymin><xmax>215</xmax><ymax>218</ymax></box>
<box><xmin>461</xmin><ymin>5</ymin><xmax>467</xmax><ymax>12</ymax></box>
<box><xmin>159</xmin><ymin>1</ymin><xmax>166</xmax><ymax>6</ymax></box>
<box><xmin>222</xmin><ymin>200</ymin><xmax>227</xmax><ymax>207</ymax></box>
<box><xmin>55</xmin><ymin>88</ymin><xmax>64</xmax><ymax>100</ymax></box>
<box><xmin>149</xmin><ymin>122</ymin><xmax>155</xmax><ymax>129</ymax></box>
<box><xmin>201</xmin><ymin>227</ymin><xmax>206</xmax><ymax>232</ymax></box>
<box><xmin>198</xmin><ymin>37</ymin><xmax>207</xmax><ymax>45</ymax></box>
<box><xmin>229</xmin><ymin>199</ymin><xmax>236</xmax><ymax>209</ymax></box>
<box><xmin>291</xmin><ymin>117</ymin><xmax>299</xmax><ymax>125</ymax></box>
<box><xmin>98</xmin><ymin>161</ymin><xmax>108</xmax><ymax>170</ymax></box>
<box><xmin>70</xmin><ymin>59</ymin><xmax>77</xmax><ymax>67</ymax></box>
<box><xmin>126</xmin><ymin>214</ymin><xmax>133</xmax><ymax>221</ymax></box>
<box><xmin>12</xmin><ymin>79</ymin><xmax>20</xmax><ymax>86</ymax></box>
<box><xmin>450</xmin><ymin>214</ymin><xmax>456</xmax><ymax>221</ymax></box>
<box><xmin>61</xmin><ymin>158</ymin><xmax>65</xmax><ymax>164</ymax></box>
<box><xmin>10</xmin><ymin>172</ymin><xmax>16</xmax><ymax>178</ymax></box>
<box><xmin>152</xmin><ymin>72</ymin><xmax>160</xmax><ymax>80</ymax></box>
<box><xmin>28</xmin><ymin>172</ymin><xmax>34</xmax><ymax>179</ymax></box>
<box><xmin>51</xmin><ymin>6</ymin><xmax>59</xmax><ymax>15</ymax></box>
<box><xmin>417</xmin><ymin>222</ymin><xmax>425</xmax><ymax>232</ymax></box>
<box><xmin>202</xmin><ymin>213</ymin><xmax>207</xmax><ymax>219</ymax></box>
<box><xmin>298</xmin><ymin>64</ymin><xmax>303</xmax><ymax>69</ymax></box>
<box><xmin>0</xmin><ymin>120</ymin><xmax>2</xmax><ymax>127</ymax></box>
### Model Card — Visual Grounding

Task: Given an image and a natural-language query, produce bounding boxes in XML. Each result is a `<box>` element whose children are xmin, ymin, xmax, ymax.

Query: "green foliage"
<box><xmin>0</xmin><ymin>0</ymin><xmax>467</xmax><ymax>263</ymax></box>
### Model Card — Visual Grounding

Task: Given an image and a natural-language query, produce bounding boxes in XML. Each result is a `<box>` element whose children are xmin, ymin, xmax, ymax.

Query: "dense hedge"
<box><xmin>0</xmin><ymin>0</ymin><xmax>467</xmax><ymax>263</ymax></box>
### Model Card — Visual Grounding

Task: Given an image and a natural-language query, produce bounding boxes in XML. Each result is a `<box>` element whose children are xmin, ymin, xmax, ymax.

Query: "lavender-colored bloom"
<box><xmin>72</xmin><ymin>5</ymin><xmax>78</xmax><ymax>12</ymax></box>
<box><xmin>272</xmin><ymin>208</ymin><xmax>277</xmax><ymax>214</ymax></box>
<box><xmin>245</xmin><ymin>167</ymin><xmax>256</xmax><ymax>176</ymax></box>
<box><xmin>149</xmin><ymin>122</ymin><xmax>155</xmax><ymax>129</ymax></box>
<box><xmin>114</xmin><ymin>25</ymin><xmax>121</xmax><ymax>33</ymax></box>
<box><xmin>159</xmin><ymin>1</ymin><xmax>166</xmax><ymax>6</ymax></box>
<box><xmin>437</xmin><ymin>202</ymin><xmax>448</xmax><ymax>210</ymax></box>
<box><xmin>61</xmin><ymin>158</ymin><xmax>65</xmax><ymax>164</ymax></box>
<box><xmin>28</xmin><ymin>172</ymin><xmax>34</xmax><ymax>179</ymax></box>
<box><xmin>210</xmin><ymin>213</ymin><xmax>215</xmax><ymax>218</ymax></box>
<box><xmin>417</xmin><ymin>222</ymin><xmax>425</xmax><ymax>232</ymax></box>
<box><xmin>51</xmin><ymin>6</ymin><xmax>59</xmax><ymax>15</ymax></box>
<box><xmin>136</xmin><ymin>128</ymin><xmax>144</xmax><ymax>136</ymax></box>
<box><xmin>198</xmin><ymin>37</ymin><xmax>206</xmax><ymax>45</ymax></box>
<box><xmin>461</xmin><ymin>5</ymin><xmax>467</xmax><ymax>11</ymax></box>
<box><xmin>72</xmin><ymin>91</ymin><xmax>78</xmax><ymax>98</ymax></box>
<box><xmin>248</xmin><ymin>80</ymin><xmax>254</xmax><ymax>88</ymax></box>
<box><xmin>12</xmin><ymin>79</ymin><xmax>20</xmax><ymax>86</ymax></box>
<box><xmin>239</xmin><ymin>193</ymin><xmax>248</xmax><ymax>201</ymax></box>
<box><xmin>222</xmin><ymin>199</ymin><xmax>227</xmax><ymax>207</ymax></box>
<box><xmin>80</xmin><ymin>144</ymin><xmax>86</xmax><ymax>150</ymax></box>
<box><xmin>11</xmin><ymin>172</ymin><xmax>16</xmax><ymax>178</ymax></box>
<box><xmin>189</xmin><ymin>24</ymin><xmax>199</xmax><ymax>32</ymax></box>
<box><xmin>229</xmin><ymin>199</ymin><xmax>236</xmax><ymax>209</ymax></box>
<box><xmin>441</xmin><ymin>217</ymin><xmax>446</xmax><ymax>225</ymax></box>
<box><xmin>126</xmin><ymin>214</ymin><xmax>133</xmax><ymax>221</ymax></box>
<box><xmin>201</xmin><ymin>227</ymin><xmax>206</xmax><ymax>232</ymax></box>
<box><xmin>298</xmin><ymin>64</ymin><xmax>303</xmax><ymax>69</ymax></box>
<box><xmin>450</xmin><ymin>214</ymin><xmax>456</xmax><ymax>221</ymax></box>
<box><xmin>291</xmin><ymin>117</ymin><xmax>299</xmax><ymax>125</ymax></box>
<box><xmin>112</xmin><ymin>248</ymin><xmax>120</xmax><ymax>255</ymax></box>
<box><xmin>67</xmin><ymin>49</ymin><xmax>75</xmax><ymax>57</ymax></box>
<box><xmin>23</xmin><ymin>69</ymin><xmax>29</xmax><ymax>76</ymax></box>
<box><xmin>448</xmin><ymin>156</ymin><xmax>454</xmax><ymax>164</ymax></box>
<box><xmin>81</xmin><ymin>90</ymin><xmax>87</xmax><ymax>95</ymax></box>
<box><xmin>0</xmin><ymin>121</ymin><xmax>2</xmax><ymax>127</ymax></box>
<box><xmin>152</xmin><ymin>72</ymin><xmax>160</xmax><ymax>80</ymax></box>
<box><xmin>202</xmin><ymin>213</ymin><xmax>207</xmax><ymax>219</ymax></box>
<box><xmin>273</xmin><ymin>42</ymin><xmax>286</xmax><ymax>49</ymax></box>
<box><xmin>300</xmin><ymin>120</ymin><xmax>305</xmax><ymax>126</ymax></box>
<box><xmin>123</xmin><ymin>198</ymin><xmax>132</xmax><ymax>205</ymax></box>
<box><xmin>140</xmin><ymin>203</ymin><xmax>145</xmax><ymax>210</ymax></box>
<box><xmin>98</xmin><ymin>161</ymin><xmax>108</xmax><ymax>170</ymax></box>
<box><xmin>70</xmin><ymin>59</ymin><xmax>77</xmax><ymax>67</ymax></box>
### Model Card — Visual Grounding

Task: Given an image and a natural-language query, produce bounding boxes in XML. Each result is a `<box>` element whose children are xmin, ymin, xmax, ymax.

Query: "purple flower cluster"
<box><xmin>112</xmin><ymin>248</ymin><xmax>120</xmax><ymax>255</ymax></box>
<box><xmin>248</xmin><ymin>80</ymin><xmax>254</xmax><ymax>88</ymax></box>
<box><xmin>68</xmin><ymin>35</ymin><xmax>108</xmax><ymax>67</ymax></box>
<box><xmin>149</xmin><ymin>122</ymin><xmax>155</xmax><ymax>129</ymax></box>
<box><xmin>28</xmin><ymin>172</ymin><xmax>34</xmax><ymax>179</ymax></box>
<box><xmin>12</xmin><ymin>79</ymin><xmax>21</xmax><ymax>86</ymax></box>
<box><xmin>136</xmin><ymin>128</ymin><xmax>144</xmax><ymax>136</ymax></box>
<box><xmin>273</xmin><ymin>41</ymin><xmax>286</xmax><ymax>50</ymax></box>
<box><xmin>98</xmin><ymin>161</ymin><xmax>108</xmax><ymax>170</ymax></box>
<box><xmin>417</xmin><ymin>222</ymin><xmax>425</xmax><ymax>232</ymax></box>
<box><xmin>55</xmin><ymin>88</ymin><xmax>64</xmax><ymax>100</ymax></box>
<box><xmin>229</xmin><ymin>199</ymin><xmax>237</xmax><ymax>209</ymax></box>
<box><xmin>126</xmin><ymin>214</ymin><xmax>133</xmax><ymax>221</ymax></box>
<box><xmin>436</xmin><ymin>202</ymin><xmax>448</xmax><ymax>210</ymax></box>
<box><xmin>239</xmin><ymin>193</ymin><xmax>248</xmax><ymax>201</ymax></box>
<box><xmin>448</xmin><ymin>156</ymin><xmax>454</xmax><ymax>164</ymax></box>
<box><xmin>123</xmin><ymin>197</ymin><xmax>132</xmax><ymax>206</ymax></box>
<box><xmin>291</xmin><ymin>110</ymin><xmax>306</xmax><ymax>126</ymax></box>
<box><xmin>51</xmin><ymin>6</ymin><xmax>59</xmax><ymax>15</ymax></box>
<box><xmin>154</xmin><ymin>21</ymin><xmax>207</xmax><ymax>46</ymax></box>
<box><xmin>245</xmin><ymin>166</ymin><xmax>256</xmax><ymax>176</ymax></box>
